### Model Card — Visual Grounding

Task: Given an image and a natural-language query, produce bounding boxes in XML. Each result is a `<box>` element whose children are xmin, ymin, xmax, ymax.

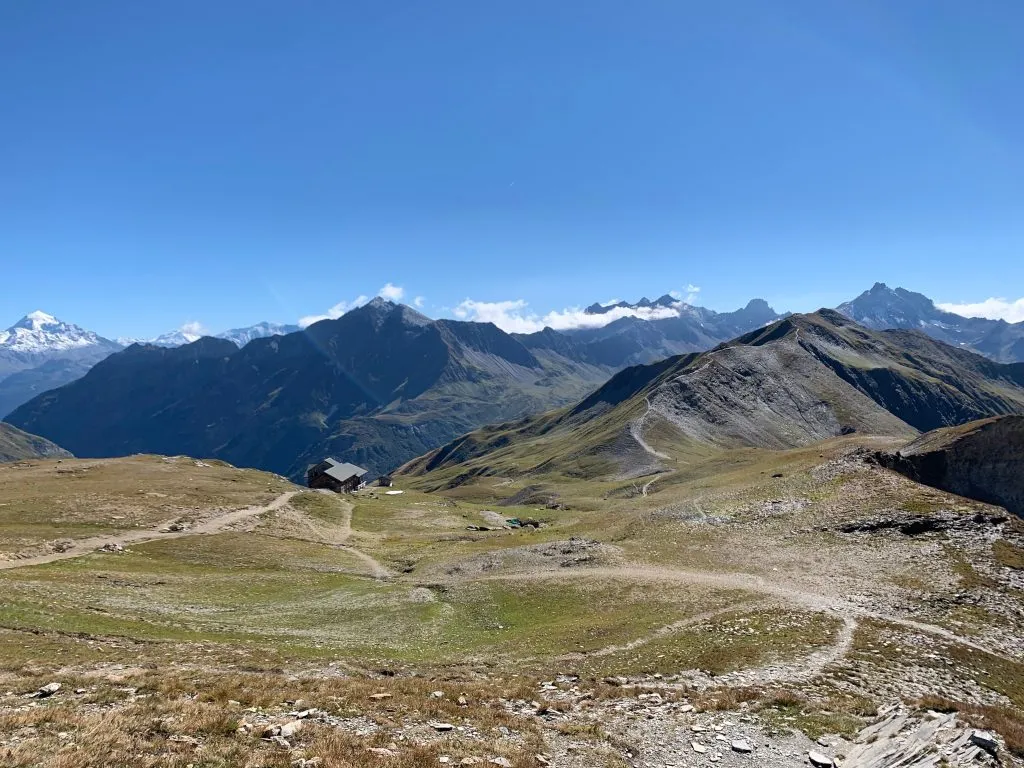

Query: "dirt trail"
<box><xmin>479</xmin><ymin>564</ymin><xmax>1004</xmax><ymax>682</ymax></box>
<box><xmin>311</xmin><ymin>491</ymin><xmax>391</xmax><ymax>579</ymax></box>
<box><xmin>0</xmin><ymin>491</ymin><xmax>299</xmax><ymax>571</ymax></box>
<box><xmin>629</xmin><ymin>396</ymin><xmax>672</xmax><ymax>462</ymax></box>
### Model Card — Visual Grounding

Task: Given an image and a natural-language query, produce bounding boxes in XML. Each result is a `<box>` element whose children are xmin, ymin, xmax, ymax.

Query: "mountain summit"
<box><xmin>837</xmin><ymin>283</ymin><xmax>1024</xmax><ymax>362</ymax></box>
<box><xmin>0</xmin><ymin>311</ymin><xmax>124</xmax><ymax>419</ymax></box>
<box><xmin>0</xmin><ymin>311</ymin><xmax>113</xmax><ymax>355</ymax></box>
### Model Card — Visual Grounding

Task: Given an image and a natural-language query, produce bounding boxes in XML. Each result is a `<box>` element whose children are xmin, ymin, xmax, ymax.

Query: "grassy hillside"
<box><xmin>1</xmin><ymin>443</ymin><xmax>1023</xmax><ymax>765</ymax></box>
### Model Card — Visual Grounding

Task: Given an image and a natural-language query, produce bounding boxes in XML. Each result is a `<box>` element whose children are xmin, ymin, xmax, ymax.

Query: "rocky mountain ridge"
<box><xmin>402</xmin><ymin>310</ymin><xmax>1024</xmax><ymax>481</ymax></box>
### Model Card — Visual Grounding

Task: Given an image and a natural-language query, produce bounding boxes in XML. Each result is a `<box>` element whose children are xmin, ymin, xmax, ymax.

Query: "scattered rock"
<box><xmin>692</xmin><ymin>742</ymin><xmax>707</xmax><ymax>754</ymax></box>
<box><xmin>970</xmin><ymin>730</ymin><xmax>999</xmax><ymax>755</ymax></box>
<box><xmin>807</xmin><ymin>750</ymin><xmax>834</xmax><ymax>767</ymax></box>
<box><xmin>98</xmin><ymin>542</ymin><xmax>124</xmax><ymax>553</ymax></box>
<box><xmin>489</xmin><ymin>759</ymin><xmax>513</xmax><ymax>768</ymax></box>
<box><xmin>731</xmin><ymin>740</ymin><xmax>754</xmax><ymax>753</ymax></box>
<box><xmin>430</xmin><ymin>722</ymin><xmax>455</xmax><ymax>732</ymax></box>
<box><xmin>31</xmin><ymin>682</ymin><xmax>61</xmax><ymax>698</ymax></box>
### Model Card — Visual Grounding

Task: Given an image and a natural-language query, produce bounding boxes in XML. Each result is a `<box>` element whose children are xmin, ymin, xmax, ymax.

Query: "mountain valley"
<box><xmin>3</xmin><ymin>291</ymin><xmax>1024</xmax><ymax>768</ymax></box>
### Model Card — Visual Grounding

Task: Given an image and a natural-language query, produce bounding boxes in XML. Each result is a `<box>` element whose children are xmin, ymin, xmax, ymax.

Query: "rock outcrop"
<box><xmin>876</xmin><ymin>416</ymin><xmax>1024</xmax><ymax>517</ymax></box>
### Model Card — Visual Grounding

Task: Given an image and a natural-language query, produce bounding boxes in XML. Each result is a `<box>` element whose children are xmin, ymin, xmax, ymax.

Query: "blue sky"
<box><xmin>2</xmin><ymin>1</ymin><xmax>1022</xmax><ymax>337</ymax></box>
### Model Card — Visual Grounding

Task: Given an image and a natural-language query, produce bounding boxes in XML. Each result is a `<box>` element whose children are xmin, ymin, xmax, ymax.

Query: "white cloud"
<box><xmin>937</xmin><ymin>297</ymin><xmax>1024</xmax><ymax>324</ymax></box>
<box><xmin>298</xmin><ymin>295</ymin><xmax>370</xmax><ymax>328</ymax></box>
<box><xmin>413</xmin><ymin>296</ymin><xmax>425</xmax><ymax>308</ymax></box>
<box><xmin>180</xmin><ymin>321</ymin><xmax>207</xmax><ymax>337</ymax></box>
<box><xmin>670</xmin><ymin>284</ymin><xmax>702</xmax><ymax>304</ymax></box>
<box><xmin>378</xmin><ymin>282</ymin><xmax>404</xmax><ymax>301</ymax></box>
<box><xmin>453</xmin><ymin>298</ymin><xmax>685</xmax><ymax>334</ymax></box>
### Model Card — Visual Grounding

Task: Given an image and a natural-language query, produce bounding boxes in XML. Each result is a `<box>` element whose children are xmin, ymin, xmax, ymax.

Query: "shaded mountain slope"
<box><xmin>875</xmin><ymin>416</ymin><xmax>1024</xmax><ymax>517</ymax></box>
<box><xmin>400</xmin><ymin>311</ymin><xmax>1024</xmax><ymax>484</ymax></box>
<box><xmin>4</xmin><ymin>300</ymin><xmax>612</xmax><ymax>479</ymax></box>
<box><xmin>0</xmin><ymin>423</ymin><xmax>70</xmax><ymax>462</ymax></box>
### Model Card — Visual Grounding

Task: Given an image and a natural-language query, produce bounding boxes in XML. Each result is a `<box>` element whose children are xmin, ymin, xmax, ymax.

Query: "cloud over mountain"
<box><xmin>453</xmin><ymin>298</ymin><xmax>684</xmax><ymax>334</ymax></box>
<box><xmin>937</xmin><ymin>297</ymin><xmax>1024</xmax><ymax>324</ymax></box>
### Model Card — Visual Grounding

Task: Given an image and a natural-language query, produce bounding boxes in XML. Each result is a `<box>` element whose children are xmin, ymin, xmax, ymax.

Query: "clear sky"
<box><xmin>2</xmin><ymin>1</ymin><xmax>1022</xmax><ymax>337</ymax></box>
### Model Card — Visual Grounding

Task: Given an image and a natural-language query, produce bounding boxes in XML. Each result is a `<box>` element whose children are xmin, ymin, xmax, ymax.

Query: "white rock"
<box><xmin>732</xmin><ymin>740</ymin><xmax>754</xmax><ymax>753</ymax></box>
<box><xmin>35</xmin><ymin>682</ymin><xmax>61</xmax><ymax>698</ymax></box>
<box><xmin>430</xmin><ymin>722</ymin><xmax>455</xmax><ymax>732</ymax></box>
<box><xmin>808</xmin><ymin>750</ymin><xmax>835</xmax><ymax>767</ymax></box>
<box><xmin>279</xmin><ymin>720</ymin><xmax>303</xmax><ymax>737</ymax></box>
<box><xmin>489</xmin><ymin>759</ymin><xmax>513</xmax><ymax>768</ymax></box>
<box><xmin>691</xmin><ymin>742</ymin><xmax>706</xmax><ymax>754</ymax></box>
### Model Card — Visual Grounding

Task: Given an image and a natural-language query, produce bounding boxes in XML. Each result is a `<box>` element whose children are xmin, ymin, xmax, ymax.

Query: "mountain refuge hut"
<box><xmin>306</xmin><ymin>458</ymin><xmax>368</xmax><ymax>493</ymax></box>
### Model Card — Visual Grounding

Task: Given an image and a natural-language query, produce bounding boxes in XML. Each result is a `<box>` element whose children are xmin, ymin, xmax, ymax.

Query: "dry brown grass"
<box><xmin>0</xmin><ymin>668</ymin><xmax>554</xmax><ymax>768</ymax></box>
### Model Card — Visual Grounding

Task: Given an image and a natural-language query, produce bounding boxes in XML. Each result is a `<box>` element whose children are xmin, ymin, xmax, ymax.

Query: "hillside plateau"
<box><xmin>1</xmin><ymin>434</ymin><xmax>1023</xmax><ymax>766</ymax></box>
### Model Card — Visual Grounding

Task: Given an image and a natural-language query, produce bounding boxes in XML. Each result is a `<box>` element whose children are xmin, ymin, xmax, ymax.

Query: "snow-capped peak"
<box><xmin>13</xmin><ymin>310</ymin><xmax>60</xmax><ymax>331</ymax></box>
<box><xmin>1</xmin><ymin>311</ymin><xmax>114</xmax><ymax>354</ymax></box>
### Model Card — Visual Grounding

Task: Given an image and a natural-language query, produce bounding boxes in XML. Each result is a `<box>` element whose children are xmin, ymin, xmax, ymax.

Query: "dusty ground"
<box><xmin>0</xmin><ymin>446</ymin><xmax>1022</xmax><ymax>766</ymax></box>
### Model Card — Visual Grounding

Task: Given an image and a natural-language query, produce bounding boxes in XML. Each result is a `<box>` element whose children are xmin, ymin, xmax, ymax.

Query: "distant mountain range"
<box><xmin>401</xmin><ymin>310</ymin><xmax>1024</xmax><ymax>485</ymax></box>
<box><xmin>0</xmin><ymin>313</ymin><xmax>298</xmax><ymax>418</ymax></box>
<box><xmin>533</xmin><ymin>297</ymin><xmax>784</xmax><ymax>367</ymax></box>
<box><xmin>119</xmin><ymin>321</ymin><xmax>300</xmax><ymax>348</ymax></box>
<box><xmin>5</xmin><ymin>284</ymin><xmax>1024</xmax><ymax>477</ymax></box>
<box><xmin>4</xmin><ymin>299</ymin><xmax>612</xmax><ymax>478</ymax></box>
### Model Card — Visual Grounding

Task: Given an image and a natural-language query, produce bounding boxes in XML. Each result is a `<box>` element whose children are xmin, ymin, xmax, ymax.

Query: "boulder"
<box><xmin>808</xmin><ymin>750</ymin><xmax>835</xmax><ymax>767</ymax></box>
<box><xmin>970</xmin><ymin>730</ymin><xmax>999</xmax><ymax>755</ymax></box>
<box><xmin>279</xmin><ymin>720</ymin><xmax>303</xmax><ymax>738</ymax></box>
<box><xmin>731</xmin><ymin>740</ymin><xmax>754</xmax><ymax>753</ymax></box>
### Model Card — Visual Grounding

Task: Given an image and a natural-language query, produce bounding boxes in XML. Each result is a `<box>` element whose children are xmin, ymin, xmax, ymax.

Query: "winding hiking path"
<box><xmin>0</xmin><ymin>491</ymin><xmax>299</xmax><ymax>571</ymax></box>
<box><xmin>629</xmin><ymin>396</ymin><xmax>673</xmax><ymax>462</ymax></box>
<box><xmin>308</xmin><ymin>491</ymin><xmax>391</xmax><ymax>579</ymax></box>
<box><xmin>478</xmin><ymin>563</ymin><xmax>1005</xmax><ymax>683</ymax></box>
